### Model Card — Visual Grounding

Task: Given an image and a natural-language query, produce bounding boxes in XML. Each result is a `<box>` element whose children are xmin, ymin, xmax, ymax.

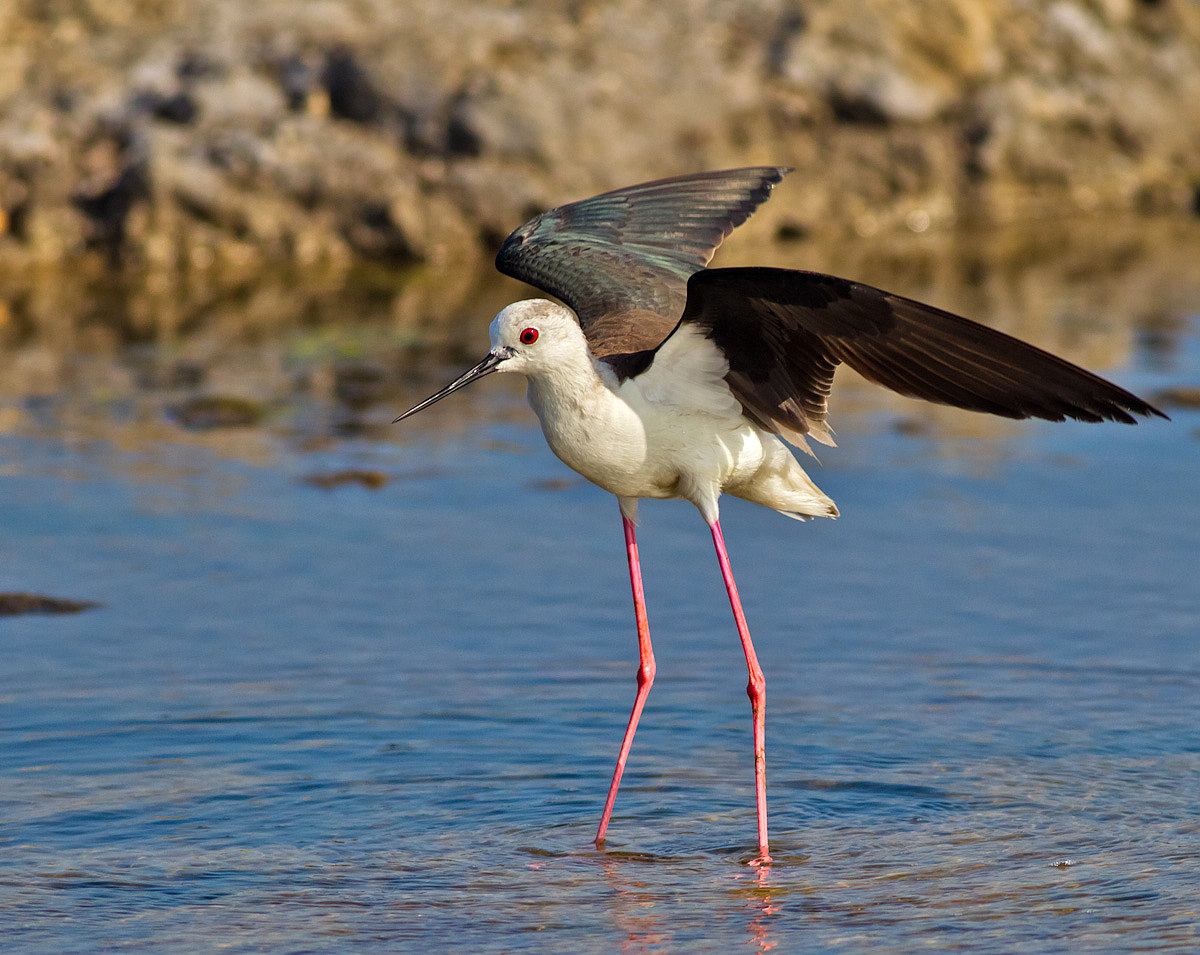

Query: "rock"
<box><xmin>192</xmin><ymin>70</ymin><xmax>287</xmax><ymax>127</ymax></box>
<box><xmin>0</xmin><ymin>593</ymin><xmax>102</xmax><ymax>615</ymax></box>
<box><xmin>150</xmin><ymin>91</ymin><xmax>200</xmax><ymax>125</ymax></box>
<box><xmin>170</xmin><ymin>394</ymin><xmax>267</xmax><ymax>429</ymax></box>
<box><xmin>340</xmin><ymin>201</ymin><xmax>417</xmax><ymax>264</ymax></box>
<box><xmin>1</xmin><ymin>0</ymin><xmax>1199</xmax><ymax>271</ymax></box>
<box><xmin>73</xmin><ymin>162</ymin><xmax>151</xmax><ymax>261</ymax></box>
<box><xmin>302</xmin><ymin>469</ymin><xmax>390</xmax><ymax>490</ymax></box>
<box><xmin>323</xmin><ymin>46</ymin><xmax>393</xmax><ymax>126</ymax></box>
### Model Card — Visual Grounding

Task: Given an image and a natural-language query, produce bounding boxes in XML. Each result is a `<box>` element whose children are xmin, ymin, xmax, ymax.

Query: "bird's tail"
<box><xmin>732</xmin><ymin>450</ymin><xmax>838</xmax><ymax>521</ymax></box>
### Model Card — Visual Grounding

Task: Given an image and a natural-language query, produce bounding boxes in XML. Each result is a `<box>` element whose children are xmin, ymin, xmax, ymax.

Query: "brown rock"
<box><xmin>0</xmin><ymin>0</ymin><xmax>1198</xmax><ymax>270</ymax></box>
<box><xmin>170</xmin><ymin>394</ymin><xmax>266</xmax><ymax>429</ymax></box>
<box><xmin>0</xmin><ymin>593</ymin><xmax>102</xmax><ymax>615</ymax></box>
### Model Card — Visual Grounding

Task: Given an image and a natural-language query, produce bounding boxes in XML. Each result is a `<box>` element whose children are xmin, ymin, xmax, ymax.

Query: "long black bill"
<box><xmin>393</xmin><ymin>350</ymin><xmax>509</xmax><ymax>423</ymax></box>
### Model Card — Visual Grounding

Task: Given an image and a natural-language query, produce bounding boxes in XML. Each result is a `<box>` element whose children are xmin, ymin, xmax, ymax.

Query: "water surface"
<box><xmin>2</xmin><ymin>241</ymin><xmax>1199</xmax><ymax>951</ymax></box>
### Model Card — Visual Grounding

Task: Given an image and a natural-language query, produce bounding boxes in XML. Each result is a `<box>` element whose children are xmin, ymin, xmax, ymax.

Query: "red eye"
<box><xmin>519</xmin><ymin>327</ymin><xmax>539</xmax><ymax>345</ymax></box>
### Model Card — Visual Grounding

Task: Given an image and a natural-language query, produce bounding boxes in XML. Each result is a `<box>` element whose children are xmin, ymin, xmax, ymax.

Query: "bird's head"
<box><xmin>394</xmin><ymin>299</ymin><xmax>583</xmax><ymax>422</ymax></box>
<box><xmin>487</xmin><ymin>299</ymin><xmax>586</xmax><ymax>375</ymax></box>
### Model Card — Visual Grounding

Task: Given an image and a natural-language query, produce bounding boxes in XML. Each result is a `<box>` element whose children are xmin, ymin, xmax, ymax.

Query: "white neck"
<box><xmin>523</xmin><ymin>350</ymin><xmax>649</xmax><ymax>495</ymax></box>
<box><xmin>525</xmin><ymin>344</ymin><xmax>615</xmax><ymax>432</ymax></box>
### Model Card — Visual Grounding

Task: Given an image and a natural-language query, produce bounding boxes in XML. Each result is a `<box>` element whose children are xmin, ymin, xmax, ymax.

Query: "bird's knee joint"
<box><xmin>637</xmin><ymin>659</ymin><xmax>656</xmax><ymax>689</ymax></box>
<box><xmin>745</xmin><ymin>671</ymin><xmax>765</xmax><ymax>702</ymax></box>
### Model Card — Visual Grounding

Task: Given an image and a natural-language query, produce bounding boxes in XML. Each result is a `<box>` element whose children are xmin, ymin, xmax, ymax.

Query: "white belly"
<box><xmin>525</xmin><ymin>362</ymin><xmax>836</xmax><ymax>521</ymax></box>
<box><xmin>529</xmin><ymin>376</ymin><xmax>767</xmax><ymax>500</ymax></box>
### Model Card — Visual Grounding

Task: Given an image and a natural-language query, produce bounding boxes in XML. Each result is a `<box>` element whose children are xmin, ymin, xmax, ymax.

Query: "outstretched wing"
<box><xmin>495</xmin><ymin>168</ymin><xmax>790</xmax><ymax>352</ymax></box>
<box><xmin>670</xmin><ymin>267</ymin><xmax>1165</xmax><ymax>446</ymax></box>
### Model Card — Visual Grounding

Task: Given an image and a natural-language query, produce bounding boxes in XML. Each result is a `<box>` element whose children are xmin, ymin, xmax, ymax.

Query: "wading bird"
<box><xmin>395</xmin><ymin>168</ymin><xmax>1163</xmax><ymax>864</ymax></box>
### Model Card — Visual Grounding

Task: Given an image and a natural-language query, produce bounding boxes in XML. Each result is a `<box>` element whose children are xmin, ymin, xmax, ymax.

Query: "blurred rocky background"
<box><xmin>1</xmin><ymin>0</ymin><xmax>1199</xmax><ymax>274</ymax></box>
<box><xmin>2</xmin><ymin>0</ymin><xmax>1200</xmax><ymax>465</ymax></box>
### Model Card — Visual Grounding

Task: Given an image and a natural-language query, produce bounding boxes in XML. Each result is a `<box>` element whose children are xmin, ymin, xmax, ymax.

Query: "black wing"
<box><xmin>495</xmin><ymin>168</ymin><xmax>790</xmax><ymax>334</ymax></box>
<box><xmin>674</xmin><ymin>267</ymin><xmax>1165</xmax><ymax>443</ymax></box>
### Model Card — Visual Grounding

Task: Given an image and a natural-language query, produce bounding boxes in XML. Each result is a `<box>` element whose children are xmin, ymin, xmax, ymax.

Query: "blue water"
<box><xmin>2</xmin><ymin>320</ymin><xmax>1199</xmax><ymax>951</ymax></box>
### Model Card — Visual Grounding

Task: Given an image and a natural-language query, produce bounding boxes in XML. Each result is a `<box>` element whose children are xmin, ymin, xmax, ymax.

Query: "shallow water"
<box><xmin>2</xmin><ymin>258</ymin><xmax>1200</xmax><ymax>951</ymax></box>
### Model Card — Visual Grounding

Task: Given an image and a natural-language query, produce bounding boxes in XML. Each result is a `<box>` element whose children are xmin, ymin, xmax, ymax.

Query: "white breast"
<box><xmin>522</xmin><ymin>327</ymin><xmax>836</xmax><ymax>521</ymax></box>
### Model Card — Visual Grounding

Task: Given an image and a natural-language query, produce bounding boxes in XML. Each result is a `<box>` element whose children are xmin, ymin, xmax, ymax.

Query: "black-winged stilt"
<box><xmin>395</xmin><ymin>167</ymin><xmax>1164</xmax><ymax>865</ymax></box>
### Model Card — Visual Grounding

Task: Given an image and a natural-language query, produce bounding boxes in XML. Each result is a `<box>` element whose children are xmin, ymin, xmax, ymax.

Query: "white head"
<box><xmin>394</xmin><ymin>299</ymin><xmax>586</xmax><ymax>421</ymax></box>
<box><xmin>486</xmin><ymin>300</ymin><xmax>588</xmax><ymax>376</ymax></box>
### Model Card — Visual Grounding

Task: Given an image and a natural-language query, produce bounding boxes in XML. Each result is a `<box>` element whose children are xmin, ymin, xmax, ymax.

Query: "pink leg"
<box><xmin>709</xmin><ymin>519</ymin><xmax>771</xmax><ymax>865</ymax></box>
<box><xmin>595</xmin><ymin>513</ymin><xmax>656</xmax><ymax>848</ymax></box>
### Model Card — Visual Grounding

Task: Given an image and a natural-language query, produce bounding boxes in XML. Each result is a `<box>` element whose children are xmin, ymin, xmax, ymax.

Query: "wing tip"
<box><xmin>1106</xmin><ymin>400</ymin><xmax>1170</xmax><ymax>425</ymax></box>
<box><xmin>1067</xmin><ymin>385</ymin><xmax>1170</xmax><ymax>425</ymax></box>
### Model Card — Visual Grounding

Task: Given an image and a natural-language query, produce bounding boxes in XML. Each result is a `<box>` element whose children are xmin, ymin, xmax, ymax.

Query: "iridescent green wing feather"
<box><xmin>495</xmin><ymin>168</ymin><xmax>790</xmax><ymax>344</ymax></box>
